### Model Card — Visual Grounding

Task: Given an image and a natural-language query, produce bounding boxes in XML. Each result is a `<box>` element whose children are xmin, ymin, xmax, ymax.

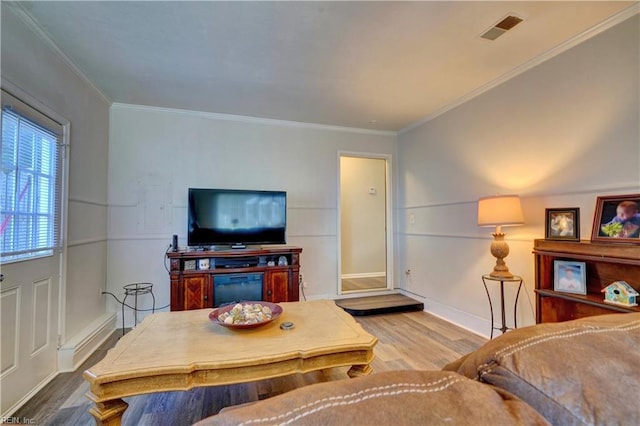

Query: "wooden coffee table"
<box><xmin>83</xmin><ymin>299</ymin><xmax>377</xmax><ymax>425</ymax></box>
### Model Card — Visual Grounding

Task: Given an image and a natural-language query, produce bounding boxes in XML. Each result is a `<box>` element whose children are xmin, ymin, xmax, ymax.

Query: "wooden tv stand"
<box><xmin>533</xmin><ymin>239</ymin><xmax>640</xmax><ymax>323</ymax></box>
<box><xmin>167</xmin><ymin>246</ymin><xmax>302</xmax><ymax>311</ymax></box>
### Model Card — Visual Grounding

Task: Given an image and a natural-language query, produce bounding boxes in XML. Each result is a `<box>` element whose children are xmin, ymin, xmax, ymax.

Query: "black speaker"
<box><xmin>172</xmin><ymin>234</ymin><xmax>178</xmax><ymax>252</ymax></box>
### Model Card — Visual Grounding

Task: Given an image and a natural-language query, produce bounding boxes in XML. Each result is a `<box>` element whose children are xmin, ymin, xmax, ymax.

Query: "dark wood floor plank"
<box><xmin>13</xmin><ymin>310</ymin><xmax>486</xmax><ymax>425</ymax></box>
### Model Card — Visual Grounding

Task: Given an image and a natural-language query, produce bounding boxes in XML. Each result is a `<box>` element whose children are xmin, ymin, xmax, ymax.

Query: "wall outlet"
<box><xmin>99</xmin><ymin>288</ymin><xmax>104</xmax><ymax>297</ymax></box>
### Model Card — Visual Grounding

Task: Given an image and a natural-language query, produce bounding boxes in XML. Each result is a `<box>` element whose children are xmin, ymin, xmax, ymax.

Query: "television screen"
<box><xmin>188</xmin><ymin>188</ymin><xmax>286</xmax><ymax>248</ymax></box>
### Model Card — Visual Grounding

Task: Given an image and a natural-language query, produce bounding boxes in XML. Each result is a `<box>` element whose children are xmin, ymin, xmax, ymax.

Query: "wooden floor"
<box><xmin>14</xmin><ymin>310</ymin><xmax>486</xmax><ymax>425</ymax></box>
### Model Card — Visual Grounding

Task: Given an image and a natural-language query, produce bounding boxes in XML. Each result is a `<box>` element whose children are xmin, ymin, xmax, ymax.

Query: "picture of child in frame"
<box><xmin>557</xmin><ymin>265</ymin><xmax>581</xmax><ymax>291</ymax></box>
<box><xmin>600</xmin><ymin>200</ymin><xmax>640</xmax><ymax>238</ymax></box>
<box><xmin>554</xmin><ymin>261</ymin><xmax>586</xmax><ymax>294</ymax></box>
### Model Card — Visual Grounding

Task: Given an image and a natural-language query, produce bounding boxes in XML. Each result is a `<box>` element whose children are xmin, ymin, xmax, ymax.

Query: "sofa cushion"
<box><xmin>195</xmin><ymin>370</ymin><xmax>549</xmax><ymax>425</ymax></box>
<box><xmin>444</xmin><ymin>313</ymin><xmax>640</xmax><ymax>426</ymax></box>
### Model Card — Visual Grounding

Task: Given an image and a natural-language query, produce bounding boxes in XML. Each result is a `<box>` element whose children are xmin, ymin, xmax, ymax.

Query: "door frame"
<box><xmin>2</xmin><ymin>80</ymin><xmax>70</xmax><ymax>344</ymax></box>
<box><xmin>0</xmin><ymin>80</ymin><xmax>70</xmax><ymax>415</ymax></box>
<box><xmin>337</xmin><ymin>151</ymin><xmax>393</xmax><ymax>295</ymax></box>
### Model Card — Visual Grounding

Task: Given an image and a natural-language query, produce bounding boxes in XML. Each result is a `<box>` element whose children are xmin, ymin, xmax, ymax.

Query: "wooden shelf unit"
<box><xmin>167</xmin><ymin>246</ymin><xmax>302</xmax><ymax>311</ymax></box>
<box><xmin>533</xmin><ymin>239</ymin><xmax>640</xmax><ymax>323</ymax></box>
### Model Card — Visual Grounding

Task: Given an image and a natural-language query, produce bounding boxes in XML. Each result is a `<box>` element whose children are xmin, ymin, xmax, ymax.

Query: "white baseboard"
<box><xmin>397</xmin><ymin>290</ymin><xmax>491</xmax><ymax>339</ymax></box>
<box><xmin>341</xmin><ymin>272</ymin><xmax>386</xmax><ymax>279</ymax></box>
<box><xmin>58</xmin><ymin>312</ymin><xmax>117</xmax><ymax>372</ymax></box>
<box><xmin>304</xmin><ymin>293</ymin><xmax>333</xmax><ymax>301</ymax></box>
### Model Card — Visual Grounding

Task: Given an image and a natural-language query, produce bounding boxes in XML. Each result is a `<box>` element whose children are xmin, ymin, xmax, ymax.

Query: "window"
<box><xmin>1</xmin><ymin>90</ymin><xmax>63</xmax><ymax>263</ymax></box>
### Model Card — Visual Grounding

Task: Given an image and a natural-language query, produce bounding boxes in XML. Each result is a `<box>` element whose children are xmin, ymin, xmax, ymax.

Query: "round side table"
<box><xmin>122</xmin><ymin>283</ymin><xmax>156</xmax><ymax>336</ymax></box>
<box><xmin>481</xmin><ymin>274</ymin><xmax>523</xmax><ymax>339</ymax></box>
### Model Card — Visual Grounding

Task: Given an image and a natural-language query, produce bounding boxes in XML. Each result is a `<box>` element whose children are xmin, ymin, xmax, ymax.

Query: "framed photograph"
<box><xmin>591</xmin><ymin>194</ymin><xmax>640</xmax><ymax>244</ymax></box>
<box><xmin>545</xmin><ymin>208</ymin><xmax>580</xmax><ymax>241</ymax></box>
<box><xmin>553</xmin><ymin>260</ymin><xmax>586</xmax><ymax>294</ymax></box>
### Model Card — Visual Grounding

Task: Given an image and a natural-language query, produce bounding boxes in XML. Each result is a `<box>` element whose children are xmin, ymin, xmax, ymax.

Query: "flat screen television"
<box><xmin>188</xmin><ymin>188</ymin><xmax>287</xmax><ymax>249</ymax></box>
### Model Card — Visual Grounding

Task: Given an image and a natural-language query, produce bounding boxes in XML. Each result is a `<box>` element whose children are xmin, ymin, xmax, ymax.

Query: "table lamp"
<box><xmin>477</xmin><ymin>195</ymin><xmax>524</xmax><ymax>278</ymax></box>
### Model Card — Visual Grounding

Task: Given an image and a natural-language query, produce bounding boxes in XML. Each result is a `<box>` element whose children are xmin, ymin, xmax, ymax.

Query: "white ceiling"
<box><xmin>14</xmin><ymin>1</ymin><xmax>638</xmax><ymax>132</ymax></box>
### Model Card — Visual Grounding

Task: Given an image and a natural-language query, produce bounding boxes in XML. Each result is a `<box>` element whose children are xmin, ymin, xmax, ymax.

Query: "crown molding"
<box><xmin>399</xmin><ymin>4</ymin><xmax>640</xmax><ymax>135</ymax></box>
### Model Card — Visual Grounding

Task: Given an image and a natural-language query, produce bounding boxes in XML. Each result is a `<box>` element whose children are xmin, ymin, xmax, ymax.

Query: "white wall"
<box><xmin>397</xmin><ymin>14</ymin><xmax>640</xmax><ymax>336</ymax></box>
<box><xmin>107</xmin><ymin>105</ymin><xmax>397</xmax><ymax>325</ymax></box>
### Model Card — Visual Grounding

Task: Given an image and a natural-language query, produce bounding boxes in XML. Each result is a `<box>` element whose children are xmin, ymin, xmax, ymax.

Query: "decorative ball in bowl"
<box><xmin>209</xmin><ymin>301</ymin><xmax>283</xmax><ymax>329</ymax></box>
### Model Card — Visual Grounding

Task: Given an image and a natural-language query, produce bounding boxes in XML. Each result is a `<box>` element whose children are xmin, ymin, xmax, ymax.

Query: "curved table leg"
<box><xmin>347</xmin><ymin>363</ymin><xmax>373</xmax><ymax>378</ymax></box>
<box><xmin>88</xmin><ymin>398</ymin><xmax>129</xmax><ymax>426</ymax></box>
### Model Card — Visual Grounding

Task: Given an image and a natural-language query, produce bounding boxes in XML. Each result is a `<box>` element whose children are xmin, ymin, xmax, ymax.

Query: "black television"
<box><xmin>187</xmin><ymin>188</ymin><xmax>287</xmax><ymax>249</ymax></box>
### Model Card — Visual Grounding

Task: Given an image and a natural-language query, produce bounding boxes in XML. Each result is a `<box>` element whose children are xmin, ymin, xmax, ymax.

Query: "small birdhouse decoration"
<box><xmin>601</xmin><ymin>281</ymin><xmax>639</xmax><ymax>307</ymax></box>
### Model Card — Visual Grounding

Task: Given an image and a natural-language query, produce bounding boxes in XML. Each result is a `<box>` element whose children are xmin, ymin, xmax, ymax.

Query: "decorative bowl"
<box><xmin>209</xmin><ymin>301</ymin><xmax>283</xmax><ymax>329</ymax></box>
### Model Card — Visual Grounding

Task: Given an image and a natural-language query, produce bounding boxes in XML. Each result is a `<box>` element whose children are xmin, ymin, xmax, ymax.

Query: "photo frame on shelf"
<box><xmin>591</xmin><ymin>194</ymin><xmax>640</xmax><ymax>244</ymax></box>
<box><xmin>545</xmin><ymin>208</ymin><xmax>580</xmax><ymax>241</ymax></box>
<box><xmin>553</xmin><ymin>260</ymin><xmax>586</xmax><ymax>295</ymax></box>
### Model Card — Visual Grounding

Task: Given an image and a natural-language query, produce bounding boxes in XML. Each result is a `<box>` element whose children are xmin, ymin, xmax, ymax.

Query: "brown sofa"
<box><xmin>196</xmin><ymin>312</ymin><xmax>640</xmax><ymax>425</ymax></box>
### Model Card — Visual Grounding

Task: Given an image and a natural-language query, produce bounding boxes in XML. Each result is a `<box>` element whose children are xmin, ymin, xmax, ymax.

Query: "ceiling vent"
<box><xmin>480</xmin><ymin>15</ymin><xmax>523</xmax><ymax>41</ymax></box>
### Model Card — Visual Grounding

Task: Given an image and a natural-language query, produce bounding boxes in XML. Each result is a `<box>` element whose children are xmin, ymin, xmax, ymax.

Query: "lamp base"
<box><xmin>489</xmin><ymin>269</ymin><xmax>514</xmax><ymax>279</ymax></box>
<box><xmin>489</xmin><ymin>232</ymin><xmax>514</xmax><ymax>279</ymax></box>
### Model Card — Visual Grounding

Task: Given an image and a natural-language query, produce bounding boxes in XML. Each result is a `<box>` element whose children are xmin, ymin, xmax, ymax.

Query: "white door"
<box><xmin>1</xmin><ymin>255</ymin><xmax>61</xmax><ymax>414</ymax></box>
<box><xmin>1</xmin><ymin>89</ymin><xmax>65</xmax><ymax>416</ymax></box>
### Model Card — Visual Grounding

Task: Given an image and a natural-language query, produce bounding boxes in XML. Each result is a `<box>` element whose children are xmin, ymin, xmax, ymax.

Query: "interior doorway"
<box><xmin>338</xmin><ymin>153</ymin><xmax>392</xmax><ymax>294</ymax></box>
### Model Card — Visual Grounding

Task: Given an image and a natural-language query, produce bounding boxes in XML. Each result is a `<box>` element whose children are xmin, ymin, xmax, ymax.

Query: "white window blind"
<box><xmin>1</xmin><ymin>90</ymin><xmax>64</xmax><ymax>263</ymax></box>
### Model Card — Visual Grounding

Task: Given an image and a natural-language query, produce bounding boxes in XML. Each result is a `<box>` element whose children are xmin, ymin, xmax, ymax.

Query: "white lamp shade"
<box><xmin>477</xmin><ymin>195</ymin><xmax>524</xmax><ymax>227</ymax></box>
